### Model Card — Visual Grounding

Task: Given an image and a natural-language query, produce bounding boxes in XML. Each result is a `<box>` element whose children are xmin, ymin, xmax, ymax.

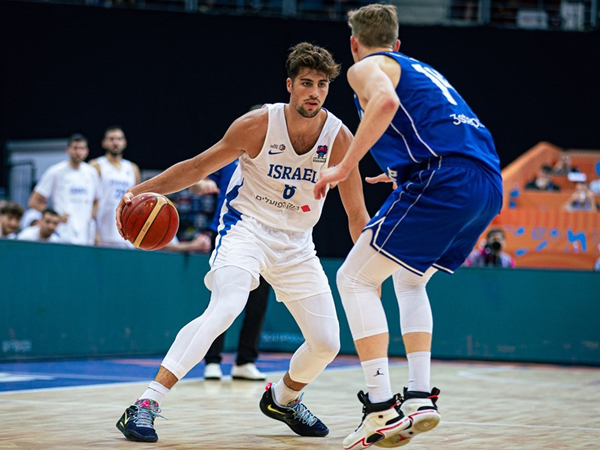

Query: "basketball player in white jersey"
<box><xmin>115</xmin><ymin>42</ymin><xmax>370</xmax><ymax>443</ymax></box>
<box><xmin>90</xmin><ymin>126</ymin><xmax>141</xmax><ymax>248</ymax></box>
<box><xmin>29</xmin><ymin>134</ymin><xmax>100</xmax><ymax>245</ymax></box>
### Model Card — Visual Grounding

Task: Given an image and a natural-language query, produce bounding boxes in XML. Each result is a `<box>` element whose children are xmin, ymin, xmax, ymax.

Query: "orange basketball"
<box><xmin>121</xmin><ymin>193</ymin><xmax>179</xmax><ymax>250</ymax></box>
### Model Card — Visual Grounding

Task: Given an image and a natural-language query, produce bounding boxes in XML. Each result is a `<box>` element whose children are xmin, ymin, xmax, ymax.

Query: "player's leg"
<box><xmin>204</xmin><ymin>332</ymin><xmax>226</xmax><ymax>380</ymax></box>
<box><xmin>116</xmin><ymin>265</ymin><xmax>254</xmax><ymax>442</ymax></box>
<box><xmin>337</xmin><ymin>230</ymin><xmax>412</xmax><ymax>449</ymax></box>
<box><xmin>374</xmin><ymin>267</ymin><xmax>440</xmax><ymax>448</ymax></box>
<box><xmin>232</xmin><ymin>276</ymin><xmax>269</xmax><ymax>380</ymax></box>
<box><xmin>259</xmin><ymin>291</ymin><xmax>339</xmax><ymax>437</ymax></box>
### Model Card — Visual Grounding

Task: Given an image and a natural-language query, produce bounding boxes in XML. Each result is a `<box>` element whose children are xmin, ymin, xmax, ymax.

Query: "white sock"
<box><xmin>141</xmin><ymin>381</ymin><xmax>170</xmax><ymax>405</ymax></box>
<box><xmin>361</xmin><ymin>357</ymin><xmax>392</xmax><ymax>403</ymax></box>
<box><xmin>407</xmin><ymin>351</ymin><xmax>431</xmax><ymax>392</ymax></box>
<box><xmin>272</xmin><ymin>379</ymin><xmax>301</xmax><ymax>406</ymax></box>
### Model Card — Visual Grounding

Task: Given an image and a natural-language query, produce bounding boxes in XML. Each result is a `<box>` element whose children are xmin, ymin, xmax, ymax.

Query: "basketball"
<box><xmin>121</xmin><ymin>193</ymin><xmax>179</xmax><ymax>250</ymax></box>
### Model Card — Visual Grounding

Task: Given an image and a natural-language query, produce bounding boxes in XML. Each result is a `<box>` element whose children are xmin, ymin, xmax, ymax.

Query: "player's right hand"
<box><xmin>115</xmin><ymin>191</ymin><xmax>135</xmax><ymax>239</ymax></box>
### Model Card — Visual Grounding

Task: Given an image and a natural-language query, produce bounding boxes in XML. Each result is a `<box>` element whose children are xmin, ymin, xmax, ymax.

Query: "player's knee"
<box><xmin>309</xmin><ymin>331</ymin><xmax>340</xmax><ymax>362</ymax></box>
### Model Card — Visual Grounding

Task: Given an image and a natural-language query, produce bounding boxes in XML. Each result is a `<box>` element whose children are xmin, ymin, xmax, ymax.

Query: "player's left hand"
<box><xmin>314</xmin><ymin>165</ymin><xmax>349</xmax><ymax>200</ymax></box>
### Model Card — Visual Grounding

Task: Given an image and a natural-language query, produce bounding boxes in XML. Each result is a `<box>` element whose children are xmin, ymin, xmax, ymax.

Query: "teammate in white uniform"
<box><xmin>115</xmin><ymin>42</ymin><xmax>370</xmax><ymax>444</ymax></box>
<box><xmin>17</xmin><ymin>208</ymin><xmax>61</xmax><ymax>243</ymax></box>
<box><xmin>90</xmin><ymin>126</ymin><xmax>141</xmax><ymax>248</ymax></box>
<box><xmin>29</xmin><ymin>134</ymin><xmax>100</xmax><ymax>245</ymax></box>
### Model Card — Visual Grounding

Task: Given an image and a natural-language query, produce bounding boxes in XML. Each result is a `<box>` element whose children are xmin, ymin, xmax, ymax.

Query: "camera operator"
<box><xmin>464</xmin><ymin>228</ymin><xmax>516</xmax><ymax>268</ymax></box>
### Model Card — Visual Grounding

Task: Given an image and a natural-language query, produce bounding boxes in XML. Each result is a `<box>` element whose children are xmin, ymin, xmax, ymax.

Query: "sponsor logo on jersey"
<box><xmin>267</xmin><ymin>164</ymin><xmax>318</xmax><ymax>184</ymax></box>
<box><xmin>313</xmin><ymin>145</ymin><xmax>328</xmax><ymax>163</ymax></box>
<box><xmin>449</xmin><ymin>113</ymin><xmax>485</xmax><ymax>128</ymax></box>
<box><xmin>268</xmin><ymin>144</ymin><xmax>286</xmax><ymax>155</ymax></box>
<box><xmin>255</xmin><ymin>194</ymin><xmax>300</xmax><ymax>211</ymax></box>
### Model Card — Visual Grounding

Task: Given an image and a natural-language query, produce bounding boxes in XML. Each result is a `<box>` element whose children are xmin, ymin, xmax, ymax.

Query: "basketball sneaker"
<box><xmin>374</xmin><ymin>387</ymin><xmax>441</xmax><ymax>448</ymax></box>
<box><xmin>116</xmin><ymin>398</ymin><xmax>165</xmax><ymax>442</ymax></box>
<box><xmin>259</xmin><ymin>382</ymin><xmax>329</xmax><ymax>437</ymax></box>
<box><xmin>343</xmin><ymin>391</ymin><xmax>411</xmax><ymax>450</ymax></box>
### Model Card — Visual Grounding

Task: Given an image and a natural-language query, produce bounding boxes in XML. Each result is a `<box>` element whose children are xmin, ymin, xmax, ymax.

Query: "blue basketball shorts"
<box><xmin>365</xmin><ymin>155</ymin><xmax>502</xmax><ymax>276</ymax></box>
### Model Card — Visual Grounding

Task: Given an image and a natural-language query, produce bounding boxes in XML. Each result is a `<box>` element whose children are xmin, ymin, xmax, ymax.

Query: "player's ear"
<box><xmin>286</xmin><ymin>77</ymin><xmax>292</xmax><ymax>93</ymax></box>
<box><xmin>393</xmin><ymin>40</ymin><xmax>401</xmax><ymax>51</ymax></box>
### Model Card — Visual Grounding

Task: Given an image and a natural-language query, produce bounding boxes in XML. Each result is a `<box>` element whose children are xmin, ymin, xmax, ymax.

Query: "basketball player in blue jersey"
<box><xmin>315</xmin><ymin>4</ymin><xmax>503</xmax><ymax>449</ymax></box>
<box><xmin>114</xmin><ymin>42</ymin><xmax>370</xmax><ymax>443</ymax></box>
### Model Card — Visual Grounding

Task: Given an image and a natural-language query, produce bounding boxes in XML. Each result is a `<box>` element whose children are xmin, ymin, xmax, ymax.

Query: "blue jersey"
<box><xmin>354</xmin><ymin>51</ymin><xmax>502</xmax><ymax>193</ymax></box>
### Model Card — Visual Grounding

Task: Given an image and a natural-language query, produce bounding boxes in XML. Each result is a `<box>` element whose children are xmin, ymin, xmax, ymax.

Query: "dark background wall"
<box><xmin>1</xmin><ymin>1</ymin><xmax>599</xmax><ymax>256</ymax></box>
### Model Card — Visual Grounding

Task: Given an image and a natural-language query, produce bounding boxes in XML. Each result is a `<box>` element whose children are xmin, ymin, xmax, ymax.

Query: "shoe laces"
<box><xmin>287</xmin><ymin>394</ymin><xmax>318</xmax><ymax>426</ymax></box>
<box><xmin>132</xmin><ymin>400</ymin><xmax>166</xmax><ymax>428</ymax></box>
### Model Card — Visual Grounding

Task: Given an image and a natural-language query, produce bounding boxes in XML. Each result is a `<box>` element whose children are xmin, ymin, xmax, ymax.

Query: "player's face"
<box><xmin>102</xmin><ymin>130</ymin><xmax>127</xmax><ymax>156</ymax></box>
<box><xmin>40</xmin><ymin>213</ymin><xmax>60</xmax><ymax>238</ymax></box>
<box><xmin>287</xmin><ymin>69</ymin><xmax>330</xmax><ymax>118</ymax></box>
<box><xmin>67</xmin><ymin>141</ymin><xmax>89</xmax><ymax>165</ymax></box>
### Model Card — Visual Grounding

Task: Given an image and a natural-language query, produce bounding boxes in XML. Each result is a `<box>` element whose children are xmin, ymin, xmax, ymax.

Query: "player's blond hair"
<box><xmin>286</xmin><ymin>42</ymin><xmax>341</xmax><ymax>81</ymax></box>
<box><xmin>347</xmin><ymin>3</ymin><xmax>399</xmax><ymax>49</ymax></box>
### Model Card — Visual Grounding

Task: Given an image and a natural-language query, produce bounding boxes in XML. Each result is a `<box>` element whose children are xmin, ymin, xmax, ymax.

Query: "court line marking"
<box><xmin>457</xmin><ymin>366</ymin><xmax>600</xmax><ymax>389</ymax></box>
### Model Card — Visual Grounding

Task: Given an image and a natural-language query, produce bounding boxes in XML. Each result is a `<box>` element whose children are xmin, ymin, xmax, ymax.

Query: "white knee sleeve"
<box><xmin>161</xmin><ymin>266</ymin><xmax>253</xmax><ymax>380</ymax></box>
<box><xmin>285</xmin><ymin>293</ymin><xmax>340</xmax><ymax>384</ymax></box>
<box><xmin>337</xmin><ymin>232</ymin><xmax>401</xmax><ymax>340</ymax></box>
<box><xmin>393</xmin><ymin>267</ymin><xmax>435</xmax><ymax>335</ymax></box>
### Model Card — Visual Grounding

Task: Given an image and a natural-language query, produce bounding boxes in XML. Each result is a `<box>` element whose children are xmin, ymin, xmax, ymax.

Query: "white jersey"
<box><xmin>95</xmin><ymin>156</ymin><xmax>137</xmax><ymax>247</ymax></box>
<box><xmin>17</xmin><ymin>225</ymin><xmax>61</xmax><ymax>243</ymax></box>
<box><xmin>34</xmin><ymin>160</ymin><xmax>99</xmax><ymax>245</ymax></box>
<box><xmin>222</xmin><ymin>103</ymin><xmax>342</xmax><ymax>233</ymax></box>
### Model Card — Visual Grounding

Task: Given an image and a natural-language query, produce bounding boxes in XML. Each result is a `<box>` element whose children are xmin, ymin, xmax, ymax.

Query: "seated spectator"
<box><xmin>17</xmin><ymin>208</ymin><xmax>62</xmax><ymax>243</ymax></box>
<box><xmin>562</xmin><ymin>181</ymin><xmax>599</xmax><ymax>212</ymax></box>
<box><xmin>525</xmin><ymin>164</ymin><xmax>561</xmax><ymax>191</ymax></box>
<box><xmin>464</xmin><ymin>228</ymin><xmax>516</xmax><ymax>268</ymax></box>
<box><xmin>552</xmin><ymin>153</ymin><xmax>579</xmax><ymax>175</ymax></box>
<box><xmin>0</xmin><ymin>201</ymin><xmax>25</xmax><ymax>239</ymax></box>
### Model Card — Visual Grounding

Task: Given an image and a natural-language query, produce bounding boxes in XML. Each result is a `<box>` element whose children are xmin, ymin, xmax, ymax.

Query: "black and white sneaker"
<box><xmin>375</xmin><ymin>387</ymin><xmax>441</xmax><ymax>448</ymax></box>
<box><xmin>259</xmin><ymin>382</ymin><xmax>329</xmax><ymax>437</ymax></box>
<box><xmin>343</xmin><ymin>391</ymin><xmax>411</xmax><ymax>449</ymax></box>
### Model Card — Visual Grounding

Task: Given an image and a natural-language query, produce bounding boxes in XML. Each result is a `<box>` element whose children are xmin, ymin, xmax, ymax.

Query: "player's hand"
<box><xmin>314</xmin><ymin>165</ymin><xmax>349</xmax><ymax>200</ymax></box>
<box><xmin>116</xmin><ymin>191</ymin><xmax>135</xmax><ymax>239</ymax></box>
<box><xmin>365</xmin><ymin>173</ymin><xmax>398</xmax><ymax>190</ymax></box>
<box><xmin>189</xmin><ymin>179</ymin><xmax>220</xmax><ymax>196</ymax></box>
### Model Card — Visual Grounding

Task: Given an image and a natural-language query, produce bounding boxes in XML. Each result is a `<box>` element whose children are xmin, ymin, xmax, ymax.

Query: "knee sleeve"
<box><xmin>161</xmin><ymin>266</ymin><xmax>253</xmax><ymax>379</ymax></box>
<box><xmin>336</xmin><ymin>232</ymin><xmax>401</xmax><ymax>340</ymax></box>
<box><xmin>285</xmin><ymin>293</ymin><xmax>340</xmax><ymax>384</ymax></box>
<box><xmin>393</xmin><ymin>267</ymin><xmax>435</xmax><ymax>335</ymax></box>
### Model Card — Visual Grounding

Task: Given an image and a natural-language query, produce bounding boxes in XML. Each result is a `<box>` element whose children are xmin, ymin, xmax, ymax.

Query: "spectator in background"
<box><xmin>552</xmin><ymin>152</ymin><xmax>578</xmax><ymax>175</ymax></box>
<box><xmin>90</xmin><ymin>126</ymin><xmax>141</xmax><ymax>248</ymax></box>
<box><xmin>0</xmin><ymin>201</ymin><xmax>24</xmax><ymax>239</ymax></box>
<box><xmin>28</xmin><ymin>134</ymin><xmax>100</xmax><ymax>245</ymax></box>
<box><xmin>464</xmin><ymin>228</ymin><xmax>515</xmax><ymax>268</ymax></box>
<box><xmin>562</xmin><ymin>181</ymin><xmax>599</xmax><ymax>212</ymax></box>
<box><xmin>17</xmin><ymin>208</ymin><xmax>61</xmax><ymax>243</ymax></box>
<box><xmin>525</xmin><ymin>164</ymin><xmax>561</xmax><ymax>191</ymax></box>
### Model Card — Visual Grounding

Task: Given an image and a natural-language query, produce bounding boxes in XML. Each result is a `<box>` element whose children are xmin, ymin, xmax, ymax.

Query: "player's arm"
<box><xmin>116</xmin><ymin>110</ymin><xmax>266</xmax><ymax>234</ymax></box>
<box><xmin>28</xmin><ymin>191</ymin><xmax>48</xmax><ymax>212</ymax></box>
<box><xmin>315</xmin><ymin>57</ymin><xmax>400</xmax><ymax>199</ymax></box>
<box><xmin>330</xmin><ymin>125</ymin><xmax>370</xmax><ymax>243</ymax></box>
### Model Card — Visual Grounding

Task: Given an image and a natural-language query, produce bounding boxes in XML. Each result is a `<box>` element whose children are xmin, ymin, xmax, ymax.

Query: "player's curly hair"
<box><xmin>286</xmin><ymin>42</ymin><xmax>341</xmax><ymax>81</ymax></box>
<box><xmin>347</xmin><ymin>4</ymin><xmax>399</xmax><ymax>49</ymax></box>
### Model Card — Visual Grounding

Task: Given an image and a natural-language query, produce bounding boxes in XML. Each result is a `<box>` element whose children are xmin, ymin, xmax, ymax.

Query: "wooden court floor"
<box><xmin>2</xmin><ymin>359</ymin><xmax>600</xmax><ymax>449</ymax></box>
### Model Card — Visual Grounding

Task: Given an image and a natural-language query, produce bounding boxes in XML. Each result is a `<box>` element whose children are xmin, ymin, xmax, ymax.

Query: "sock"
<box><xmin>272</xmin><ymin>379</ymin><xmax>301</xmax><ymax>406</ymax></box>
<box><xmin>407</xmin><ymin>351</ymin><xmax>431</xmax><ymax>393</ymax></box>
<box><xmin>140</xmin><ymin>381</ymin><xmax>170</xmax><ymax>405</ymax></box>
<box><xmin>361</xmin><ymin>357</ymin><xmax>392</xmax><ymax>403</ymax></box>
